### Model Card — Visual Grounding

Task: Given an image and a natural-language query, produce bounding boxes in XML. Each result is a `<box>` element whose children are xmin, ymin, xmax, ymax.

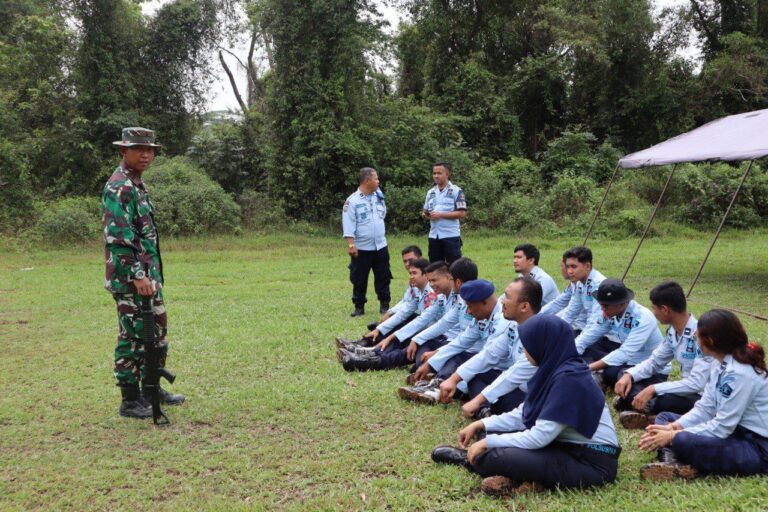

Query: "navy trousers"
<box><xmin>649</xmin><ymin>393</ymin><xmax>701</xmax><ymax>415</ymax></box>
<box><xmin>434</xmin><ymin>351</ymin><xmax>474</xmax><ymax>381</ymax></box>
<box><xmin>375</xmin><ymin>335</ymin><xmax>449</xmax><ymax>370</ymax></box>
<box><xmin>428</xmin><ymin>237</ymin><xmax>462</xmax><ymax>264</ymax></box>
<box><xmin>349</xmin><ymin>247</ymin><xmax>392</xmax><ymax>306</ymax></box>
<box><xmin>612</xmin><ymin>368</ymin><xmax>669</xmax><ymax>411</ymax></box>
<box><xmin>471</xmin><ymin>441</ymin><xmax>619</xmax><ymax>490</ymax></box>
<box><xmin>582</xmin><ymin>338</ymin><xmax>631</xmax><ymax>387</ymax></box>
<box><xmin>408</xmin><ymin>336</ymin><xmax>449</xmax><ymax>373</ymax></box>
<box><xmin>656</xmin><ymin>412</ymin><xmax>768</xmax><ymax>476</ymax></box>
<box><xmin>466</xmin><ymin>369</ymin><xmax>527</xmax><ymax>415</ymax></box>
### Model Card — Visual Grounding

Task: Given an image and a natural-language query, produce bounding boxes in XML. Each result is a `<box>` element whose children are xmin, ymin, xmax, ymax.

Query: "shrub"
<box><xmin>490</xmin><ymin>193</ymin><xmax>543</xmax><ymax>232</ymax></box>
<box><xmin>544</xmin><ymin>174</ymin><xmax>598</xmax><ymax>220</ymax></box>
<box><xmin>238</xmin><ymin>190</ymin><xmax>287</xmax><ymax>230</ymax></box>
<box><xmin>145</xmin><ymin>156</ymin><xmax>241</xmax><ymax>236</ymax></box>
<box><xmin>383</xmin><ymin>185</ymin><xmax>426</xmax><ymax>233</ymax></box>
<box><xmin>34</xmin><ymin>196</ymin><xmax>101</xmax><ymax>244</ymax></box>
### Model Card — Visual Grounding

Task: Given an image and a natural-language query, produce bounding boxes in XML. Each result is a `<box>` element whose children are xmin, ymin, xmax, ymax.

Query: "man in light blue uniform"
<box><xmin>423</xmin><ymin>162</ymin><xmax>467</xmax><ymax>264</ymax></box>
<box><xmin>578</xmin><ymin>279</ymin><xmax>668</xmax><ymax>389</ymax></box>
<box><xmin>614</xmin><ymin>281</ymin><xmax>712</xmax><ymax>428</ymax></box>
<box><xmin>560</xmin><ymin>246</ymin><xmax>607</xmax><ymax>341</ymax></box>
<box><xmin>364</xmin><ymin>245</ymin><xmax>422</xmax><ymax>332</ymax></box>
<box><xmin>513</xmin><ymin>243</ymin><xmax>559</xmax><ymax>306</ymax></box>
<box><xmin>342</xmin><ymin>167</ymin><xmax>391</xmax><ymax>317</ymax></box>
<box><xmin>398</xmin><ymin>279</ymin><xmax>504</xmax><ymax>404</ymax></box>
<box><xmin>439</xmin><ymin>277</ymin><xmax>541</xmax><ymax>418</ymax></box>
<box><xmin>540</xmin><ymin>258</ymin><xmax>577</xmax><ymax>323</ymax></box>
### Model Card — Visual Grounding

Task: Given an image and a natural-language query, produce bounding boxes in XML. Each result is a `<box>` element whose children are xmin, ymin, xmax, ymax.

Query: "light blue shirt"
<box><xmin>393</xmin><ymin>292</ymin><xmax>449</xmax><ymax>342</ymax></box>
<box><xmin>541</xmin><ymin>282</ymin><xmax>574</xmax><ymax>316</ymax></box>
<box><xmin>481</xmin><ymin>404</ymin><xmax>619</xmax><ymax>450</ymax></box>
<box><xmin>455</xmin><ymin>320</ymin><xmax>533</xmax><ymax>386</ymax></box>
<box><xmin>412</xmin><ymin>291</ymin><xmax>466</xmax><ymax>345</ymax></box>
<box><xmin>562</xmin><ymin>269</ymin><xmax>607</xmax><ymax>332</ymax></box>
<box><xmin>342</xmin><ymin>187</ymin><xmax>387</xmax><ymax>251</ymax></box>
<box><xmin>428</xmin><ymin>301</ymin><xmax>502</xmax><ymax>372</ymax></box>
<box><xmin>480</xmin><ymin>323</ymin><xmax>539</xmax><ymax>403</ymax></box>
<box><xmin>424</xmin><ymin>181</ymin><xmax>466</xmax><ymax>239</ymax></box>
<box><xmin>378</xmin><ymin>283</ymin><xmax>433</xmax><ymax>336</ymax></box>
<box><xmin>388</xmin><ymin>285</ymin><xmax>413</xmax><ymax>315</ymax></box>
<box><xmin>628</xmin><ymin>314</ymin><xmax>713</xmax><ymax>395</ymax></box>
<box><xmin>576</xmin><ymin>300</ymin><xmax>667</xmax><ymax>368</ymax></box>
<box><xmin>678</xmin><ymin>355</ymin><xmax>768</xmax><ymax>438</ymax></box>
<box><xmin>522</xmin><ymin>266</ymin><xmax>559</xmax><ymax>306</ymax></box>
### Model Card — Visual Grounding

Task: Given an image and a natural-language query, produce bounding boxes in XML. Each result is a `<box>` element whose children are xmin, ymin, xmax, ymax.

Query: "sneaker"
<box><xmin>640</xmin><ymin>462</ymin><xmax>699</xmax><ymax>481</ymax></box>
<box><xmin>405</xmin><ymin>372</ymin><xmax>435</xmax><ymax>385</ymax></box>
<box><xmin>619</xmin><ymin>411</ymin><xmax>651</xmax><ymax>430</ymax></box>
<box><xmin>480</xmin><ymin>476</ymin><xmax>545</xmax><ymax>498</ymax></box>
<box><xmin>397</xmin><ymin>380</ymin><xmax>441</xmax><ymax>404</ymax></box>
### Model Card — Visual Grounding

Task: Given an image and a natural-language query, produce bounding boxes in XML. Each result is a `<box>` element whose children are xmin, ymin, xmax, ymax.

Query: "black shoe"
<box><xmin>366</xmin><ymin>321</ymin><xmax>378</xmax><ymax>331</ymax></box>
<box><xmin>379</xmin><ymin>302</ymin><xmax>390</xmax><ymax>314</ymax></box>
<box><xmin>158</xmin><ymin>387</ymin><xmax>185</xmax><ymax>405</ymax></box>
<box><xmin>658</xmin><ymin>447</ymin><xmax>679</xmax><ymax>464</ymax></box>
<box><xmin>431</xmin><ymin>445</ymin><xmax>469</xmax><ymax>468</ymax></box>
<box><xmin>351</xmin><ymin>306</ymin><xmax>365</xmax><ymax>317</ymax></box>
<box><xmin>337</xmin><ymin>348</ymin><xmax>383</xmax><ymax>371</ymax></box>
<box><xmin>119</xmin><ymin>385</ymin><xmax>152</xmax><ymax>419</ymax></box>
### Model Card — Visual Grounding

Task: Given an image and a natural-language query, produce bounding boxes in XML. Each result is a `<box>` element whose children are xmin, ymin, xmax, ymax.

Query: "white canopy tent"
<box><xmin>583</xmin><ymin>108</ymin><xmax>768</xmax><ymax>320</ymax></box>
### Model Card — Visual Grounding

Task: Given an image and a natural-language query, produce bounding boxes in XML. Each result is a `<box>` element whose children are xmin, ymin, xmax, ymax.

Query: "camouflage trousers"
<box><xmin>112</xmin><ymin>291</ymin><xmax>168</xmax><ymax>387</ymax></box>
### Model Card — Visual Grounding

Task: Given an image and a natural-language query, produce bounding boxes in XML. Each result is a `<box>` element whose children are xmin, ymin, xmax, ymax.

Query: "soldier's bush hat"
<box><xmin>460</xmin><ymin>279</ymin><xmax>495</xmax><ymax>302</ymax></box>
<box><xmin>595</xmin><ymin>278</ymin><xmax>635</xmax><ymax>305</ymax></box>
<box><xmin>112</xmin><ymin>127</ymin><xmax>162</xmax><ymax>148</ymax></box>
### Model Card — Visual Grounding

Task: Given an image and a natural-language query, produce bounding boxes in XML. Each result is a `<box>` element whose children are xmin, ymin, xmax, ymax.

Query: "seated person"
<box><xmin>512</xmin><ymin>243</ymin><xmax>559</xmax><ymax>306</ymax></box>
<box><xmin>540</xmin><ymin>258</ymin><xmax>575</xmax><ymax>322</ymax></box>
<box><xmin>560</xmin><ymin>247</ymin><xmax>607</xmax><ymax>336</ymax></box>
<box><xmin>366</xmin><ymin>245</ymin><xmax>423</xmax><ymax>331</ymax></box>
<box><xmin>577</xmin><ymin>279</ymin><xmax>667</xmax><ymax>389</ymax></box>
<box><xmin>437</xmin><ymin>277</ymin><xmax>541</xmax><ymax>417</ymax></box>
<box><xmin>639</xmin><ymin>309</ymin><xmax>768</xmax><ymax>480</ymax></box>
<box><xmin>430</xmin><ymin>315</ymin><xmax>620</xmax><ymax>497</ymax></box>
<box><xmin>398</xmin><ymin>279</ymin><xmax>506</xmax><ymax>403</ymax></box>
<box><xmin>614</xmin><ymin>281</ymin><xmax>712</xmax><ymax>429</ymax></box>
<box><xmin>338</xmin><ymin>261</ymin><xmax>453</xmax><ymax>371</ymax></box>
<box><xmin>336</xmin><ymin>258</ymin><xmax>433</xmax><ymax>369</ymax></box>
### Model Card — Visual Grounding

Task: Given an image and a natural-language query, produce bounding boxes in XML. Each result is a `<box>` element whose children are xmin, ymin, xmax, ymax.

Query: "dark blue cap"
<box><xmin>459</xmin><ymin>279</ymin><xmax>495</xmax><ymax>302</ymax></box>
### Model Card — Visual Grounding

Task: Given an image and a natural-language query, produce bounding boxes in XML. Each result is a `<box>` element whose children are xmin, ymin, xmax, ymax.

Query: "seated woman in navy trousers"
<box><xmin>639</xmin><ymin>309</ymin><xmax>768</xmax><ymax>480</ymax></box>
<box><xmin>430</xmin><ymin>314</ymin><xmax>621</xmax><ymax>497</ymax></box>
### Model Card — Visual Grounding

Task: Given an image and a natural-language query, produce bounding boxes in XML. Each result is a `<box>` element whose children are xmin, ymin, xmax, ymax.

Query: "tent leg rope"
<box><xmin>621</xmin><ymin>164</ymin><xmax>678</xmax><ymax>281</ymax></box>
<box><xmin>687</xmin><ymin>298</ymin><xmax>768</xmax><ymax>322</ymax></box>
<box><xmin>687</xmin><ymin>159</ymin><xmax>755</xmax><ymax>298</ymax></box>
<box><xmin>582</xmin><ymin>163</ymin><xmax>621</xmax><ymax>245</ymax></box>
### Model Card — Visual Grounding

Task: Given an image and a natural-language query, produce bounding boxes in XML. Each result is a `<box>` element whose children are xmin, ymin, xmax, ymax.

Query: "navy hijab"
<box><xmin>519</xmin><ymin>314</ymin><xmax>605</xmax><ymax>438</ymax></box>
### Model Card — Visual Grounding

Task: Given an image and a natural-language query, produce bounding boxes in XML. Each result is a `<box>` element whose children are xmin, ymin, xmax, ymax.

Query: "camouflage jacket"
<box><xmin>101</xmin><ymin>163</ymin><xmax>164</xmax><ymax>294</ymax></box>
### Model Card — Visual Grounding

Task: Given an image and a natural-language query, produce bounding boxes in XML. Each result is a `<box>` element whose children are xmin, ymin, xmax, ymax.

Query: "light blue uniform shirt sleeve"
<box><xmin>394</xmin><ymin>294</ymin><xmax>445</xmax><ymax>341</ymax></box>
<box><xmin>530</xmin><ymin>267</ymin><xmax>559</xmax><ymax>306</ymax></box>
<box><xmin>482</xmin><ymin>357</ymin><xmax>537</xmax><ymax>403</ymax></box>
<box><xmin>627</xmin><ymin>335</ymin><xmax>675</xmax><ymax>382</ymax></box>
<box><xmin>413</xmin><ymin>299</ymin><xmax>459</xmax><ymax>345</ymax></box>
<box><xmin>601</xmin><ymin>313</ymin><xmax>663</xmax><ymax>367</ymax></box>
<box><xmin>428</xmin><ymin>322</ymin><xmax>482</xmax><ymax>372</ymax></box>
<box><xmin>486</xmin><ymin>419</ymin><xmax>566</xmax><ymax>450</ymax></box>
<box><xmin>574</xmin><ymin>311</ymin><xmax>611</xmax><ymax>354</ymax></box>
<box><xmin>560</xmin><ymin>287</ymin><xmax>584</xmax><ymax>327</ymax></box>
<box><xmin>341</xmin><ymin>195</ymin><xmax>357</xmax><ymax>239</ymax></box>
<box><xmin>654</xmin><ymin>357</ymin><xmax>712</xmax><ymax>396</ymax></box>
<box><xmin>378</xmin><ymin>291</ymin><xmax>419</xmax><ymax>336</ymax></box>
<box><xmin>388</xmin><ymin>286</ymin><xmax>412</xmax><ymax>315</ymax></box>
<box><xmin>455</xmin><ymin>323</ymin><xmax>513</xmax><ymax>382</ymax></box>
<box><xmin>541</xmin><ymin>284</ymin><xmax>573</xmax><ymax>315</ymax></box>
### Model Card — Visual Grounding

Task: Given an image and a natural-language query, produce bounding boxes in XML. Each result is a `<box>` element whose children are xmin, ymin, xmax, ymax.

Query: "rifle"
<box><xmin>141</xmin><ymin>295</ymin><xmax>176</xmax><ymax>426</ymax></box>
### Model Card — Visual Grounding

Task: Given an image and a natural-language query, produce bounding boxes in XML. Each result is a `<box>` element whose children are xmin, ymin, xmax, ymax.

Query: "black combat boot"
<box><xmin>351</xmin><ymin>305</ymin><xmax>365</xmax><ymax>317</ymax></box>
<box><xmin>158</xmin><ymin>387</ymin><xmax>185</xmax><ymax>405</ymax></box>
<box><xmin>379</xmin><ymin>302</ymin><xmax>390</xmax><ymax>314</ymax></box>
<box><xmin>337</xmin><ymin>348</ymin><xmax>384</xmax><ymax>371</ymax></box>
<box><xmin>119</xmin><ymin>385</ymin><xmax>152</xmax><ymax>419</ymax></box>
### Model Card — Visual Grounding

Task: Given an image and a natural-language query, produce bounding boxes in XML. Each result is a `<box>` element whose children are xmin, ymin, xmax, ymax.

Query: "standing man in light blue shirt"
<box><xmin>342</xmin><ymin>167</ymin><xmax>392</xmax><ymax>317</ymax></box>
<box><xmin>513</xmin><ymin>243</ymin><xmax>559</xmax><ymax>306</ymax></box>
<box><xmin>423</xmin><ymin>162</ymin><xmax>467</xmax><ymax>264</ymax></box>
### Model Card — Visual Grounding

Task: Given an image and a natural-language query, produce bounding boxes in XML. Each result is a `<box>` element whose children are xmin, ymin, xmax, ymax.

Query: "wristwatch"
<box><xmin>134</xmin><ymin>269</ymin><xmax>146</xmax><ymax>280</ymax></box>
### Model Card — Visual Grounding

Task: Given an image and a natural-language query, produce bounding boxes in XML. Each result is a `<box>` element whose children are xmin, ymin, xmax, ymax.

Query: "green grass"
<box><xmin>1</xmin><ymin>230</ymin><xmax>768</xmax><ymax>511</ymax></box>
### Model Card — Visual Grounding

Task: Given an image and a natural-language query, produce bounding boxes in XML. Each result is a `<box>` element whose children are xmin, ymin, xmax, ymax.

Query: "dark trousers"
<box><xmin>471</xmin><ymin>441</ymin><xmax>619</xmax><ymax>490</ymax></box>
<box><xmin>612</xmin><ymin>369</ymin><xmax>669</xmax><ymax>411</ymax></box>
<box><xmin>434</xmin><ymin>351</ymin><xmax>474</xmax><ymax>380</ymax></box>
<box><xmin>582</xmin><ymin>338</ymin><xmax>629</xmax><ymax>387</ymax></box>
<box><xmin>349</xmin><ymin>247</ymin><xmax>392</xmax><ymax>306</ymax></box>
<box><xmin>467</xmin><ymin>370</ymin><xmax>527</xmax><ymax>415</ymax></box>
<box><xmin>428</xmin><ymin>237</ymin><xmax>462</xmax><ymax>264</ymax></box>
<box><xmin>649</xmin><ymin>393</ymin><xmax>701</xmax><ymax>415</ymax></box>
<box><xmin>408</xmin><ymin>336</ymin><xmax>449</xmax><ymax>373</ymax></box>
<box><xmin>374</xmin><ymin>339</ymin><xmax>411</xmax><ymax>369</ymax></box>
<box><xmin>656</xmin><ymin>413</ymin><xmax>768</xmax><ymax>476</ymax></box>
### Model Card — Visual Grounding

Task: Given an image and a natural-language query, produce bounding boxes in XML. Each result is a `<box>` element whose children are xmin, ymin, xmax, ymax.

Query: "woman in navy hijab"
<box><xmin>431</xmin><ymin>314</ymin><xmax>621</xmax><ymax>497</ymax></box>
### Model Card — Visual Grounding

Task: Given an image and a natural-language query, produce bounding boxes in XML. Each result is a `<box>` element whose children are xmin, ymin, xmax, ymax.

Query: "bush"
<box><xmin>383</xmin><ymin>185</ymin><xmax>427</xmax><ymax>233</ymax></box>
<box><xmin>544</xmin><ymin>174</ymin><xmax>598</xmax><ymax>220</ymax></box>
<box><xmin>540</xmin><ymin>128</ymin><xmax>620</xmax><ymax>184</ymax></box>
<box><xmin>0</xmin><ymin>138</ymin><xmax>35</xmax><ymax>232</ymax></box>
<box><xmin>34</xmin><ymin>196</ymin><xmax>101</xmax><ymax>244</ymax></box>
<box><xmin>490</xmin><ymin>193</ymin><xmax>543</xmax><ymax>232</ymax></box>
<box><xmin>238</xmin><ymin>190</ymin><xmax>287</xmax><ymax>230</ymax></box>
<box><xmin>145</xmin><ymin>156</ymin><xmax>241</xmax><ymax>236</ymax></box>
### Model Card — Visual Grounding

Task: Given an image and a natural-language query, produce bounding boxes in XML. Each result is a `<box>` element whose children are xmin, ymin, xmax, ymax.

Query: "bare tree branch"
<box><xmin>219</xmin><ymin>50</ymin><xmax>248</xmax><ymax>115</ymax></box>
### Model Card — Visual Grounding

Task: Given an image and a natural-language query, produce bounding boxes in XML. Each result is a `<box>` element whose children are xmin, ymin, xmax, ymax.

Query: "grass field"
<box><xmin>1</xmin><ymin>230</ymin><xmax>768</xmax><ymax>511</ymax></box>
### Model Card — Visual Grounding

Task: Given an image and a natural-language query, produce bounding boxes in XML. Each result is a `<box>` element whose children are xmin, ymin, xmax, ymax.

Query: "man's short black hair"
<box><xmin>425</xmin><ymin>261</ymin><xmax>450</xmax><ymax>275</ymax></box>
<box><xmin>650</xmin><ymin>281</ymin><xmax>687</xmax><ymax>313</ymax></box>
<box><xmin>433</xmin><ymin>161</ymin><xmax>451</xmax><ymax>172</ymax></box>
<box><xmin>401</xmin><ymin>245</ymin><xmax>422</xmax><ymax>257</ymax></box>
<box><xmin>563</xmin><ymin>246</ymin><xmax>593</xmax><ymax>264</ymax></box>
<box><xmin>449</xmin><ymin>257</ymin><xmax>478</xmax><ymax>283</ymax></box>
<box><xmin>359</xmin><ymin>167</ymin><xmax>377</xmax><ymax>184</ymax></box>
<box><xmin>513</xmin><ymin>276</ymin><xmax>543</xmax><ymax>313</ymax></box>
<box><xmin>409</xmin><ymin>257</ymin><xmax>430</xmax><ymax>274</ymax></box>
<box><xmin>514</xmin><ymin>243</ymin><xmax>540</xmax><ymax>265</ymax></box>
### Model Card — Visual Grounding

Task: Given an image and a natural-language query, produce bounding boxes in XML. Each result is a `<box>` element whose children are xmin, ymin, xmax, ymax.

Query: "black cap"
<box><xmin>595</xmin><ymin>279</ymin><xmax>635</xmax><ymax>305</ymax></box>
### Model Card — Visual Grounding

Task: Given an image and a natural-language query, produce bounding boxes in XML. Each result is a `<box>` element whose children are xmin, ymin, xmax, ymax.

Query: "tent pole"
<box><xmin>622</xmin><ymin>164</ymin><xmax>678</xmax><ymax>281</ymax></box>
<box><xmin>687</xmin><ymin>160</ymin><xmax>755</xmax><ymax>298</ymax></box>
<box><xmin>583</xmin><ymin>163</ymin><xmax>621</xmax><ymax>245</ymax></box>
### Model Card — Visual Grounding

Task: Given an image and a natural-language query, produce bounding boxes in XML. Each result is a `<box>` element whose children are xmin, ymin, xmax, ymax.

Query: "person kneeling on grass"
<box><xmin>613</xmin><ymin>281</ymin><xmax>712</xmax><ymax>429</ymax></box>
<box><xmin>430</xmin><ymin>314</ymin><xmax>620</xmax><ymax>497</ymax></box>
<box><xmin>639</xmin><ymin>309</ymin><xmax>768</xmax><ymax>481</ymax></box>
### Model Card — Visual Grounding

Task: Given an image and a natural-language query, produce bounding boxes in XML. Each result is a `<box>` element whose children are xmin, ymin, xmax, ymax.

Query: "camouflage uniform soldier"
<box><xmin>103</xmin><ymin>127</ymin><xmax>184</xmax><ymax>419</ymax></box>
